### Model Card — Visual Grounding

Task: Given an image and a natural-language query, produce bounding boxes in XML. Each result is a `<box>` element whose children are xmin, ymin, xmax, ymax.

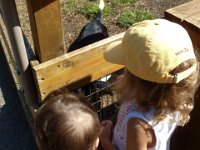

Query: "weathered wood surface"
<box><xmin>165</xmin><ymin>1</ymin><xmax>200</xmax><ymax>150</ymax></box>
<box><xmin>26</xmin><ymin>0</ymin><xmax>65</xmax><ymax>62</ymax></box>
<box><xmin>31</xmin><ymin>32</ymin><xmax>125</xmax><ymax>102</ymax></box>
<box><xmin>165</xmin><ymin>0</ymin><xmax>200</xmax><ymax>49</ymax></box>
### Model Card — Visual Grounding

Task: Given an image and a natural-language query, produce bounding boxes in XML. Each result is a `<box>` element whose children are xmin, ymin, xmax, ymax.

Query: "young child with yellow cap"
<box><xmin>100</xmin><ymin>19</ymin><xmax>200</xmax><ymax>150</ymax></box>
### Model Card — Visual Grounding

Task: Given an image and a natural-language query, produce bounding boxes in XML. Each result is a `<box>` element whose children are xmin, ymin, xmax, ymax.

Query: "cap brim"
<box><xmin>103</xmin><ymin>40</ymin><xmax>125</xmax><ymax>65</ymax></box>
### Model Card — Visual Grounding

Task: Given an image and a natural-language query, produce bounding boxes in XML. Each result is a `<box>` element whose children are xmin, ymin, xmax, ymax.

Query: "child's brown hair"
<box><xmin>34</xmin><ymin>91</ymin><xmax>100</xmax><ymax>150</ymax></box>
<box><xmin>113</xmin><ymin>58</ymin><xmax>200</xmax><ymax>125</ymax></box>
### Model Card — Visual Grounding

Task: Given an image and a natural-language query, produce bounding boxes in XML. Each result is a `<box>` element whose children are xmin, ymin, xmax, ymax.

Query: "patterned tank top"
<box><xmin>112</xmin><ymin>101</ymin><xmax>177</xmax><ymax>150</ymax></box>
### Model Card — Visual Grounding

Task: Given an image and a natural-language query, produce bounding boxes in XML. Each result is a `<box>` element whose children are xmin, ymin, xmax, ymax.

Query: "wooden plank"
<box><xmin>31</xmin><ymin>32</ymin><xmax>125</xmax><ymax>102</ymax></box>
<box><xmin>165</xmin><ymin>1</ymin><xmax>200</xmax><ymax>150</ymax></box>
<box><xmin>165</xmin><ymin>0</ymin><xmax>200</xmax><ymax>49</ymax></box>
<box><xmin>26</xmin><ymin>0</ymin><xmax>65</xmax><ymax>63</ymax></box>
<box><xmin>165</xmin><ymin>1</ymin><xmax>200</xmax><ymax>22</ymax></box>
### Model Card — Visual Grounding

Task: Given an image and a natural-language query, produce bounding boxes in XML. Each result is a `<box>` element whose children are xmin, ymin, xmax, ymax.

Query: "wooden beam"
<box><xmin>31</xmin><ymin>32</ymin><xmax>125</xmax><ymax>102</ymax></box>
<box><xmin>26</xmin><ymin>0</ymin><xmax>65</xmax><ymax>62</ymax></box>
<box><xmin>165</xmin><ymin>0</ymin><xmax>200</xmax><ymax>49</ymax></box>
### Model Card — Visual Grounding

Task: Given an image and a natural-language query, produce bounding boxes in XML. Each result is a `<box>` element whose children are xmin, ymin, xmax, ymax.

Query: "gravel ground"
<box><xmin>0</xmin><ymin>42</ymin><xmax>37</xmax><ymax>150</ymax></box>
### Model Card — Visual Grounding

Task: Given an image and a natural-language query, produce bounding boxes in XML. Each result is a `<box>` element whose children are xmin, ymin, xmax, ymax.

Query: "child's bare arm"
<box><xmin>127</xmin><ymin>118</ymin><xmax>156</xmax><ymax>150</ymax></box>
<box><xmin>100</xmin><ymin>120</ymin><xmax>117</xmax><ymax>150</ymax></box>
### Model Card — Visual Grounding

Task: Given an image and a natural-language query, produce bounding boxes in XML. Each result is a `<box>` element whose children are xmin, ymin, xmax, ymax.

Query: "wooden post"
<box><xmin>0</xmin><ymin>0</ymin><xmax>38</xmax><ymax>116</ymax></box>
<box><xmin>26</xmin><ymin>0</ymin><xmax>65</xmax><ymax>62</ymax></box>
<box><xmin>165</xmin><ymin>1</ymin><xmax>200</xmax><ymax>150</ymax></box>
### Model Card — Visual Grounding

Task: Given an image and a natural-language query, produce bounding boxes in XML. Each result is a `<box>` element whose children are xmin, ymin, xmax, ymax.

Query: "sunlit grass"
<box><xmin>60</xmin><ymin>0</ymin><xmax>153</xmax><ymax>28</ymax></box>
<box><xmin>79</xmin><ymin>3</ymin><xmax>110</xmax><ymax>17</ymax></box>
<box><xmin>111</xmin><ymin>0</ymin><xmax>137</xmax><ymax>5</ymax></box>
<box><xmin>117</xmin><ymin>9</ymin><xmax>153</xmax><ymax>28</ymax></box>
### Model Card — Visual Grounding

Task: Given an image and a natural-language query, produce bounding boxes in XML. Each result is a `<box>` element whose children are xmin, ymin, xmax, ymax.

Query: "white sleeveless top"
<box><xmin>112</xmin><ymin>101</ymin><xmax>177</xmax><ymax>150</ymax></box>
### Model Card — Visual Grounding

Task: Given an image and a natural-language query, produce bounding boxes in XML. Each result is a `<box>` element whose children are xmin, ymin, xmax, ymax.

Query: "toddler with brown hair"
<box><xmin>34</xmin><ymin>91</ymin><xmax>100</xmax><ymax>150</ymax></box>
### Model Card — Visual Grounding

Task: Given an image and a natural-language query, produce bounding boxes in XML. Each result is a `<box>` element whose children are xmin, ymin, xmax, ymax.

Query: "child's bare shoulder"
<box><xmin>127</xmin><ymin>118</ymin><xmax>156</xmax><ymax>149</ymax></box>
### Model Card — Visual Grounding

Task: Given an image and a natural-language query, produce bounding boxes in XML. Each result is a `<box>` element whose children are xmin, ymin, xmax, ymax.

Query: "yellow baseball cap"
<box><xmin>104</xmin><ymin>19</ymin><xmax>196</xmax><ymax>83</ymax></box>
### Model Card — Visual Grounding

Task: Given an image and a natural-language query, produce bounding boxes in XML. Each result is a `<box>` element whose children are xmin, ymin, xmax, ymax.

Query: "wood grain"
<box><xmin>31</xmin><ymin>32</ymin><xmax>125</xmax><ymax>101</ymax></box>
<box><xmin>26</xmin><ymin>0</ymin><xmax>65</xmax><ymax>62</ymax></box>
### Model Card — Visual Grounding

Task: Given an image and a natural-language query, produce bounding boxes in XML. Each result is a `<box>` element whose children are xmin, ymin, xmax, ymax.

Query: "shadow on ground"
<box><xmin>0</xmin><ymin>42</ymin><xmax>37</xmax><ymax>150</ymax></box>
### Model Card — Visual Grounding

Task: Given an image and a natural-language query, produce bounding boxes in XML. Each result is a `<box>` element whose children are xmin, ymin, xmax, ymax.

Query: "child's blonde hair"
<box><xmin>34</xmin><ymin>91</ymin><xmax>100</xmax><ymax>150</ymax></box>
<box><xmin>113</xmin><ymin>58</ymin><xmax>200</xmax><ymax>125</ymax></box>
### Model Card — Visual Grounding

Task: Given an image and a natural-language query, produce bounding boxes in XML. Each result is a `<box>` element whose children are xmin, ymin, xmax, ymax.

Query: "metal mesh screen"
<box><xmin>81</xmin><ymin>70</ymin><xmax>123</xmax><ymax>120</ymax></box>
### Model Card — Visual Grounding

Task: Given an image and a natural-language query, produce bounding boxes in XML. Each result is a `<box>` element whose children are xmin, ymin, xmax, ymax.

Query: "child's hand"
<box><xmin>100</xmin><ymin>120</ymin><xmax>113</xmax><ymax>141</ymax></box>
<box><xmin>100</xmin><ymin>120</ymin><xmax>117</xmax><ymax>150</ymax></box>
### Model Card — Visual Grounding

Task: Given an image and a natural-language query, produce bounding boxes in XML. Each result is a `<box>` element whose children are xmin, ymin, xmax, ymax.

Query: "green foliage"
<box><xmin>79</xmin><ymin>3</ymin><xmax>99</xmax><ymax>16</ymax></box>
<box><xmin>60</xmin><ymin>0</ymin><xmax>154</xmax><ymax>29</ymax></box>
<box><xmin>111</xmin><ymin>0</ymin><xmax>137</xmax><ymax>5</ymax></box>
<box><xmin>117</xmin><ymin>9</ymin><xmax>153</xmax><ymax>28</ymax></box>
<box><xmin>60</xmin><ymin>0</ymin><xmax>81</xmax><ymax>12</ymax></box>
<box><xmin>60</xmin><ymin>0</ymin><xmax>110</xmax><ymax>17</ymax></box>
<box><xmin>79</xmin><ymin>3</ymin><xmax>110</xmax><ymax>17</ymax></box>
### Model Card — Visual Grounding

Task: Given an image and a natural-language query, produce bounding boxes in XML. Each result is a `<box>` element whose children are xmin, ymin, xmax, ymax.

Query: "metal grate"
<box><xmin>82</xmin><ymin>70</ymin><xmax>123</xmax><ymax>120</ymax></box>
